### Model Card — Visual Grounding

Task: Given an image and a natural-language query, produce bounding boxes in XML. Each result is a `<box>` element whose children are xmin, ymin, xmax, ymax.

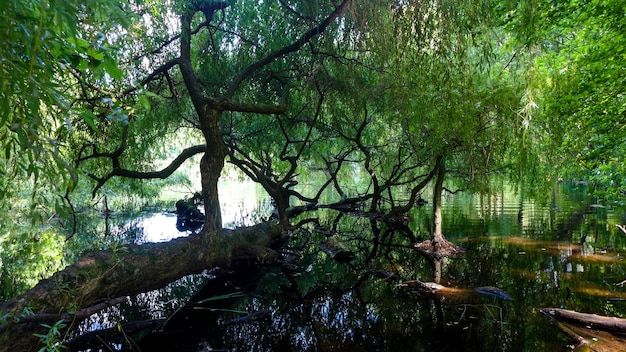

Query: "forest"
<box><xmin>1</xmin><ymin>0</ymin><xmax>625</xmax><ymax>351</ymax></box>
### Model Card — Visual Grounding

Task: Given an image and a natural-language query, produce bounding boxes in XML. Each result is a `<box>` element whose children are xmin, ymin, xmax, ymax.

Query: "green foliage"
<box><xmin>0</xmin><ymin>0</ymin><xmax>128</xmax><ymax>219</ymax></box>
<box><xmin>0</xmin><ymin>0</ymin><xmax>131</xmax><ymax>197</ymax></box>
<box><xmin>0</xmin><ymin>228</ymin><xmax>66</xmax><ymax>300</ymax></box>
<box><xmin>34</xmin><ymin>319</ymin><xmax>67</xmax><ymax>352</ymax></box>
<box><xmin>358</xmin><ymin>1</ymin><xmax>525</xmax><ymax>195</ymax></box>
<box><xmin>521</xmin><ymin>0</ymin><xmax>626</xmax><ymax>199</ymax></box>
<box><xmin>1</xmin><ymin>0</ymin><xmax>624</xmax><ymax>310</ymax></box>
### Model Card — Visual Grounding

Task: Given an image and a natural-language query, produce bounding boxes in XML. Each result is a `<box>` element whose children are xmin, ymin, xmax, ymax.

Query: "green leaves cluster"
<box><xmin>34</xmin><ymin>319</ymin><xmax>67</xmax><ymax>352</ymax></box>
<box><xmin>0</xmin><ymin>0</ymin><xmax>131</xmax><ymax>209</ymax></box>
<box><xmin>528</xmin><ymin>0</ymin><xmax>626</xmax><ymax>198</ymax></box>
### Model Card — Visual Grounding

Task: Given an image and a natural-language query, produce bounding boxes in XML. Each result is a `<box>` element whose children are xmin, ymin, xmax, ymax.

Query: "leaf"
<box><xmin>79</xmin><ymin>110</ymin><xmax>101</xmax><ymax>135</ymax></box>
<box><xmin>138</xmin><ymin>95</ymin><xmax>151</xmax><ymax>111</ymax></box>
<box><xmin>67</xmin><ymin>37</ymin><xmax>90</xmax><ymax>49</ymax></box>
<box><xmin>196</xmin><ymin>292</ymin><xmax>246</xmax><ymax>304</ymax></box>
<box><xmin>86</xmin><ymin>47</ymin><xmax>105</xmax><ymax>61</ymax></box>
<box><xmin>103</xmin><ymin>60</ymin><xmax>123</xmax><ymax>80</ymax></box>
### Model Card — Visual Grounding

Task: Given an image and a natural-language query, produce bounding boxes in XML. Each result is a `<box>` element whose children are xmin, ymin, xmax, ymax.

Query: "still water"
<box><xmin>74</xmin><ymin>182</ymin><xmax>626</xmax><ymax>351</ymax></box>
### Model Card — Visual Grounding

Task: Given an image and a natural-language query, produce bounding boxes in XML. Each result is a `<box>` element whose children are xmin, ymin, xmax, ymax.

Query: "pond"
<box><xmin>68</xmin><ymin>181</ymin><xmax>626</xmax><ymax>351</ymax></box>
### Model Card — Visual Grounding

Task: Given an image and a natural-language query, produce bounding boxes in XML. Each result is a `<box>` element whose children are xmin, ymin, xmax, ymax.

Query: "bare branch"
<box><xmin>12</xmin><ymin>297</ymin><xmax>129</xmax><ymax>325</ymax></box>
<box><xmin>90</xmin><ymin>144</ymin><xmax>206</xmax><ymax>196</ymax></box>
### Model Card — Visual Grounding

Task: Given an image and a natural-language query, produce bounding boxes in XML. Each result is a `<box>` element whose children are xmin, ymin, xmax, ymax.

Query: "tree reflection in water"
<box><xmin>74</xmin><ymin>184</ymin><xmax>626</xmax><ymax>351</ymax></box>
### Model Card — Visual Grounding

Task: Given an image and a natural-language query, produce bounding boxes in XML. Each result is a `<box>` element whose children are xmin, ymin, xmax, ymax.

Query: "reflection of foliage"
<box><xmin>0</xmin><ymin>230</ymin><xmax>65</xmax><ymax>300</ymax></box>
<box><xmin>77</xmin><ymin>273</ymin><xmax>211</xmax><ymax>337</ymax></box>
<box><xmin>171</xmin><ymin>186</ymin><xmax>624</xmax><ymax>351</ymax></box>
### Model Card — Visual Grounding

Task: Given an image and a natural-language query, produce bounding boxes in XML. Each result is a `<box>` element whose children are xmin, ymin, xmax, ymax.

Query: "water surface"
<box><xmin>74</xmin><ymin>182</ymin><xmax>626</xmax><ymax>351</ymax></box>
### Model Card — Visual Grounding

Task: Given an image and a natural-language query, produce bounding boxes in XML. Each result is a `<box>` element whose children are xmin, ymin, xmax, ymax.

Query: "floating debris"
<box><xmin>400</xmin><ymin>280</ymin><xmax>445</xmax><ymax>293</ymax></box>
<box><xmin>320</xmin><ymin>236</ymin><xmax>355</xmax><ymax>263</ymax></box>
<box><xmin>475</xmin><ymin>286</ymin><xmax>513</xmax><ymax>300</ymax></box>
<box><xmin>365</xmin><ymin>269</ymin><xmax>399</xmax><ymax>281</ymax></box>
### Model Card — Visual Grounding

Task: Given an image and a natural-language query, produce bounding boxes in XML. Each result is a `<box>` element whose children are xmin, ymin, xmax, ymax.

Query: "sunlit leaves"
<box><xmin>366</xmin><ymin>1</ymin><xmax>524</xmax><ymax>195</ymax></box>
<box><xmin>529</xmin><ymin>0</ymin><xmax>626</xmax><ymax>198</ymax></box>
<box><xmin>0</xmin><ymin>0</ymin><xmax>132</xmax><ymax>205</ymax></box>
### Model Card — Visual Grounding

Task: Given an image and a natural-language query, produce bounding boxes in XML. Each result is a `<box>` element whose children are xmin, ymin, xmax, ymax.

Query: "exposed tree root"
<box><xmin>414</xmin><ymin>239</ymin><xmax>464</xmax><ymax>260</ymax></box>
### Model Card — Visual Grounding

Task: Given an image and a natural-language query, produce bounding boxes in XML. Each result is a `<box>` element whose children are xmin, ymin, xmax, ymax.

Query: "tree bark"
<box><xmin>415</xmin><ymin>156</ymin><xmax>462</xmax><ymax>263</ymax></box>
<box><xmin>541</xmin><ymin>308</ymin><xmax>626</xmax><ymax>334</ymax></box>
<box><xmin>199</xmin><ymin>108</ymin><xmax>226</xmax><ymax>235</ymax></box>
<box><xmin>432</xmin><ymin>158</ymin><xmax>445</xmax><ymax>246</ymax></box>
<box><xmin>0</xmin><ymin>222</ymin><xmax>281</xmax><ymax>352</ymax></box>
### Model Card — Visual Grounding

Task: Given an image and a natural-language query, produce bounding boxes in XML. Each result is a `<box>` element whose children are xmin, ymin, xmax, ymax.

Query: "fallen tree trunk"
<box><xmin>540</xmin><ymin>308</ymin><xmax>626</xmax><ymax>334</ymax></box>
<box><xmin>0</xmin><ymin>222</ymin><xmax>281</xmax><ymax>352</ymax></box>
<box><xmin>542</xmin><ymin>309</ymin><xmax>626</xmax><ymax>351</ymax></box>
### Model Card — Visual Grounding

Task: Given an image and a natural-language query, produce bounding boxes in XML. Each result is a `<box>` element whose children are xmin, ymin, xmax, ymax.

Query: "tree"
<box><xmin>1</xmin><ymin>0</ymin><xmax>562</xmax><ymax>349</ymax></box>
<box><xmin>361</xmin><ymin>1</ymin><xmax>523</xmax><ymax>262</ymax></box>
<box><xmin>0</xmin><ymin>0</ymin><xmax>365</xmax><ymax>349</ymax></box>
<box><xmin>0</xmin><ymin>0</ymin><xmax>136</xmax><ymax>196</ymax></box>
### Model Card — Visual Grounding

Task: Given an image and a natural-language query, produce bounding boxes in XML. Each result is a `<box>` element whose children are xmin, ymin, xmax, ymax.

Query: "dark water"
<box><xmin>73</xmin><ymin>183</ymin><xmax>626</xmax><ymax>351</ymax></box>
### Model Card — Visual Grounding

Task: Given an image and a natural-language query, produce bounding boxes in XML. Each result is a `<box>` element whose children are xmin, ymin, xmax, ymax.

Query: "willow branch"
<box><xmin>207</xmin><ymin>97</ymin><xmax>288</xmax><ymax>114</ymax></box>
<box><xmin>90</xmin><ymin>144</ymin><xmax>206</xmax><ymax>196</ymax></box>
<box><xmin>224</xmin><ymin>0</ymin><xmax>352</xmax><ymax>98</ymax></box>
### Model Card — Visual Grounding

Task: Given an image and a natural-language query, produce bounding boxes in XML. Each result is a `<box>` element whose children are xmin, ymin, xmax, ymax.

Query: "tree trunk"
<box><xmin>0</xmin><ymin>222</ymin><xmax>281</xmax><ymax>352</ymax></box>
<box><xmin>199</xmin><ymin>108</ymin><xmax>226</xmax><ymax>236</ymax></box>
<box><xmin>369</xmin><ymin>174</ymin><xmax>382</xmax><ymax>213</ymax></box>
<box><xmin>432</xmin><ymin>159</ymin><xmax>445</xmax><ymax>246</ymax></box>
<box><xmin>274</xmin><ymin>189</ymin><xmax>291</xmax><ymax>229</ymax></box>
<box><xmin>432</xmin><ymin>258</ymin><xmax>442</xmax><ymax>284</ymax></box>
<box><xmin>415</xmin><ymin>156</ymin><xmax>462</xmax><ymax>262</ymax></box>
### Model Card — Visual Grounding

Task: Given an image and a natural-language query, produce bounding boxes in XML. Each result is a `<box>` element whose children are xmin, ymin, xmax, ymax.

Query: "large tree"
<box><xmin>0</xmin><ymin>0</ymin><xmax>361</xmax><ymax>349</ymax></box>
<box><xmin>0</xmin><ymin>0</ymin><xmax>572</xmax><ymax>350</ymax></box>
<box><xmin>361</xmin><ymin>1</ymin><xmax>524</xmax><ymax>258</ymax></box>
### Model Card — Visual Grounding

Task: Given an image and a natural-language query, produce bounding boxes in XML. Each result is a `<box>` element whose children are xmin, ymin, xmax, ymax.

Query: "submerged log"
<box><xmin>542</xmin><ymin>309</ymin><xmax>626</xmax><ymax>351</ymax></box>
<box><xmin>540</xmin><ymin>308</ymin><xmax>626</xmax><ymax>334</ymax></box>
<box><xmin>65</xmin><ymin>319</ymin><xmax>165</xmax><ymax>351</ymax></box>
<box><xmin>475</xmin><ymin>286</ymin><xmax>513</xmax><ymax>300</ymax></box>
<box><xmin>320</xmin><ymin>236</ymin><xmax>355</xmax><ymax>263</ymax></box>
<box><xmin>553</xmin><ymin>320</ymin><xmax>626</xmax><ymax>351</ymax></box>
<box><xmin>399</xmin><ymin>280</ymin><xmax>445</xmax><ymax>294</ymax></box>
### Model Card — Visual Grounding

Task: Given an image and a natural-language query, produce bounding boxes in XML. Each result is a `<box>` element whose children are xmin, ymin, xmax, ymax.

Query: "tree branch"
<box><xmin>10</xmin><ymin>297</ymin><xmax>129</xmax><ymax>325</ymax></box>
<box><xmin>224</xmin><ymin>0</ymin><xmax>352</xmax><ymax>98</ymax></box>
<box><xmin>90</xmin><ymin>144</ymin><xmax>206</xmax><ymax>196</ymax></box>
<box><xmin>207</xmin><ymin>97</ymin><xmax>288</xmax><ymax>114</ymax></box>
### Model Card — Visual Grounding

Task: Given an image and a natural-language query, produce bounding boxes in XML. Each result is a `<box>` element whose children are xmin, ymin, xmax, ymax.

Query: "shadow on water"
<box><xmin>69</xmin><ymin>183</ymin><xmax>626</xmax><ymax>351</ymax></box>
